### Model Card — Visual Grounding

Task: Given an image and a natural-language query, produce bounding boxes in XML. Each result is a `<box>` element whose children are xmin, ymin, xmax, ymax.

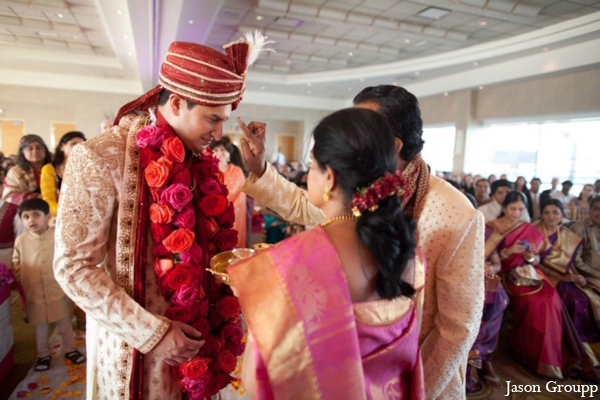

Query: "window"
<box><xmin>422</xmin><ymin>126</ymin><xmax>456</xmax><ymax>174</ymax></box>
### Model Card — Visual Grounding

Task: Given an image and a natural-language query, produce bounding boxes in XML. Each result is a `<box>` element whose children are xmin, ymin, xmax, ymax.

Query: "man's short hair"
<box><xmin>590</xmin><ymin>195</ymin><xmax>600</xmax><ymax>209</ymax></box>
<box><xmin>491</xmin><ymin>179</ymin><xmax>512</xmax><ymax>195</ymax></box>
<box><xmin>18</xmin><ymin>198</ymin><xmax>50</xmax><ymax>217</ymax></box>
<box><xmin>531</xmin><ymin>177</ymin><xmax>541</xmax><ymax>184</ymax></box>
<box><xmin>476</xmin><ymin>178</ymin><xmax>489</xmax><ymax>187</ymax></box>
<box><xmin>562</xmin><ymin>180</ymin><xmax>573</xmax><ymax>186</ymax></box>
<box><xmin>158</xmin><ymin>89</ymin><xmax>196</xmax><ymax>110</ymax></box>
<box><xmin>353</xmin><ymin>85</ymin><xmax>424</xmax><ymax>161</ymax></box>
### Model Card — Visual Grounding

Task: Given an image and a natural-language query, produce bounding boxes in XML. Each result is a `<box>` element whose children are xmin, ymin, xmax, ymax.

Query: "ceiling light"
<box><xmin>285</xmin><ymin>59</ymin><xmax>291</xmax><ymax>64</ymax></box>
<box><xmin>414</xmin><ymin>71</ymin><xmax>420</xmax><ymax>76</ymax></box>
<box><xmin>260</xmin><ymin>86</ymin><xmax>265</xmax><ymax>90</ymax></box>
<box><xmin>443</xmin><ymin>92</ymin><xmax>449</xmax><ymax>97</ymax></box>
<box><xmin>189</xmin><ymin>20</ymin><xmax>194</xmax><ymax>25</ymax></box>
<box><xmin>347</xmin><ymin>87</ymin><xmax>352</xmax><ymax>91</ymax></box>
<box><xmin>392</xmin><ymin>81</ymin><xmax>398</xmax><ymax>86</ymax></box>
<box><xmin>417</xmin><ymin>7</ymin><xmax>451</xmax><ymax>20</ymax></box>
<box><xmin>405</xmin><ymin>39</ymin><xmax>410</xmax><ymax>44</ymax></box>
<box><xmin>123</xmin><ymin>35</ymin><xmax>128</xmax><ymax>39</ymax></box>
<box><xmin>127</xmin><ymin>51</ymin><xmax>133</xmax><ymax>56</ymax></box>
<box><xmin>479</xmin><ymin>86</ymin><xmax>484</xmax><ymax>90</ymax></box>
<box><xmin>473</xmin><ymin>61</ymin><xmax>479</xmax><ymax>66</ymax></box>
<box><xmin>73</xmin><ymin>35</ymin><xmax>78</xmax><ymax>39</ymax></box>
<box><xmin>359</xmin><ymin>78</ymin><xmax>364</xmax><ymax>82</ymax></box>
<box><xmin>57</xmin><ymin>13</ymin><xmax>64</xmax><ymax>18</ymax></box>
<box><xmin>0</xmin><ymin>108</ymin><xmax>4</xmax><ymax>114</ymax></box>
<box><xmin>256</xmin><ymin>15</ymin><xmax>264</xmax><ymax>21</ymax></box>
<box><xmin>116</xmin><ymin>10</ymin><xmax>123</xmax><ymax>15</ymax></box>
<box><xmin>348</xmin><ymin>52</ymin><xmax>353</xmax><ymax>56</ymax></box>
<box><xmin>542</xmin><ymin>47</ymin><xmax>549</xmax><ymax>52</ymax></box>
<box><xmin>479</xmin><ymin>20</ymin><xmax>488</xmax><ymax>26</ymax></box>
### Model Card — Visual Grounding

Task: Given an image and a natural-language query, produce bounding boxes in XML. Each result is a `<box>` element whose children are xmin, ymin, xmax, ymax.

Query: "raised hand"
<box><xmin>238</xmin><ymin>117</ymin><xmax>267</xmax><ymax>177</ymax></box>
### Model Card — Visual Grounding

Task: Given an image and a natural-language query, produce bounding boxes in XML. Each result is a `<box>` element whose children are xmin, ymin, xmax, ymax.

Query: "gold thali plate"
<box><xmin>209</xmin><ymin>247</ymin><xmax>259</xmax><ymax>285</ymax></box>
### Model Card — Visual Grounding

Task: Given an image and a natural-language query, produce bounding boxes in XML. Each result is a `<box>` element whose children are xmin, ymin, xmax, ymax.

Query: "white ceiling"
<box><xmin>0</xmin><ymin>0</ymin><xmax>599</xmax><ymax>109</ymax></box>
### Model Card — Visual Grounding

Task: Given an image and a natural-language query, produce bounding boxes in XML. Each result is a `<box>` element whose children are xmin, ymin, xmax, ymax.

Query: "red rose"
<box><xmin>180</xmin><ymin>357</ymin><xmax>211</xmax><ymax>379</ymax></box>
<box><xmin>226</xmin><ymin>339</ymin><xmax>246</xmax><ymax>357</ymax></box>
<box><xmin>204</xmin><ymin>218</ymin><xmax>220</xmax><ymax>240</ymax></box>
<box><xmin>172</xmin><ymin>283</ymin><xmax>199</xmax><ymax>308</ymax></box>
<box><xmin>152</xmin><ymin>243</ymin><xmax>171</xmax><ymax>258</ymax></box>
<box><xmin>205</xmin><ymin>373</ymin><xmax>232</xmax><ymax>397</ymax></box>
<box><xmin>199</xmin><ymin>179</ymin><xmax>222</xmax><ymax>195</ymax></box>
<box><xmin>150</xmin><ymin>224</ymin><xmax>173</xmax><ymax>243</ymax></box>
<box><xmin>144</xmin><ymin>160</ymin><xmax>169</xmax><ymax>188</ymax></box>
<box><xmin>160</xmin><ymin>136</ymin><xmax>186</xmax><ymax>163</ymax></box>
<box><xmin>165</xmin><ymin>304</ymin><xmax>194</xmax><ymax>323</ymax></box>
<box><xmin>217</xmin><ymin>296</ymin><xmax>240</xmax><ymax>319</ymax></box>
<box><xmin>191</xmin><ymin>317</ymin><xmax>211</xmax><ymax>338</ymax></box>
<box><xmin>149</xmin><ymin>203</ymin><xmax>175</xmax><ymax>225</ymax></box>
<box><xmin>139</xmin><ymin>147</ymin><xmax>160</xmax><ymax>168</ymax></box>
<box><xmin>193</xmin><ymin>159</ymin><xmax>219</xmax><ymax>182</ymax></box>
<box><xmin>163</xmin><ymin>263</ymin><xmax>196</xmax><ymax>291</ymax></box>
<box><xmin>215</xmin><ymin>203</ymin><xmax>235</xmax><ymax>228</ymax></box>
<box><xmin>215</xmin><ymin>229</ymin><xmax>238</xmax><ymax>251</ymax></box>
<box><xmin>174</xmin><ymin>205</ymin><xmax>196</xmax><ymax>229</ymax></box>
<box><xmin>221</xmin><ymin>323</ymin><xmax>243</xmax><ymax>344</ymax></box>
<box><xmin>199</xmin><ymin>194</ymin><xmax>228</xmax><ymax>217</ymax></box>
<box><xmin>170</xmin><ymin>164</ymin><xmax>192</xmax><ymax>187</ymax></box>
<box><xmin>217</xmin><ymin>350</ymin><xmax>237</xmax><ymax>373</ymax></box>
<box><xmin>163</xmin><ymin>228</ymin><xmax>195</xmax><ymax>254</ymax></box>
<box><xmin>199</xmin><ymin>334</ymin><xmax>225</xmax><ymax>358</ymax></box>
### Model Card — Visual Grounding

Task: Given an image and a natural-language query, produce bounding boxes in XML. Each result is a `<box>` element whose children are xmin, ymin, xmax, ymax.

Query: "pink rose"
<box><xmin>221</xmin><ymin>323</ymin><xmax>243</xmax><ymax>344</ymax></box>
<box><xmin>182</xmin><ymin>371</ymin><xmax>212</xmax><ymax>397</ymax></box>
<box><xmin>199</xmin><ymin>179</ymin><xmax>222</xmax><ymax>195</ymax></box>
<box><xmin>173</xmin><ymin>283</ymin><xmax>199</xmax><ymax>308</ymax></box>
<box><xmin>174</xmin><ymin>205</ymin><xmax>196</xmax><ymax>229</ymax></box>
<box><xmin>180</xmin><ymin>244</ymin><xmax>203</xmax><ymax>264</ymax></box>
<box><xmin>136</xmin><ymin>125</ymin><xmax>170</xmax><ymax>149</ymax></box>
<box><xmin>160</xmin><ymin>183</ymin><xmax>193</xmax><ymax>211</ymax></box>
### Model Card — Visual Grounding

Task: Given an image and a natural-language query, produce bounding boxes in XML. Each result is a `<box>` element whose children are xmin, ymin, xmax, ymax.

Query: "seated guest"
<box><xmin>229</xmin><ymin>108</ymin><xmax>425</xmax><ymax>399</ymax></box>
<box><xmin>494</xmin><ymin>192</ymin><xmax>597</xmax><ymax>380</ymax></box>
<box><xmin>551</xmin><ymin>180</ymin><xmax>576</xmax><ymax>215</ymax></box>
<box><xmin>540</xmin><ymin>177</ymin><xmax>560</xmax><ymax>204</ymax></box>
<box><xmin>40</xmin><ymin>131</ymin><xmax>86</xmax><ymax>216</ymax></box>
<box><xmin>571</xmin><ymin>196</ymin><xmax>600</xmax><ymax>282</ymax></box>
<box><xmin>478</xmin><ymin>180</ymin><xmax>531</xmax><ymax>223</ymax></box>
<box><xmin>2</xmin><ymin>135</ymin><xmax>51</xmax><ymax>205</ymax></box>
<box><xmin>536</xmin><ymin>199</ymin><xmax>599</xmax><ymax>347</ymax></box>
<box><xmin>595</xmin><ymin>180</ymin><xmax>600</xmax><ymax>196</ymax></box>
<box><xmin>466</xmin><ymin>226</ymin><xmax>507</xmax><ymax>392</ymax></box>
<box><xmin>515</xmin><ymin>176</ymin><xmax>533</xmax><ymax>220</ymax></box>
<box><xmin>474</xmin><ymin>178</ymin><xmax>491</xmax><ymax>207</ymax></box>
<box><xmin>530</xmin><ymin>178</ymin><xmax>542</xmax><ymax>220</ymax></box>
<box><xmin>569</xmin><ymin>184</ymin><xmax>595</xmax><ymax>222</ymax></box>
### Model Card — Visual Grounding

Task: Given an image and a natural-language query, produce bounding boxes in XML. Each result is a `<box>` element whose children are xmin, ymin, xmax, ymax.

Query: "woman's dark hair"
<box><xmin>209</xmin><ymin>137</ymin><xmax>249</xmax><ymax>177</ymax></box>
<box><xmin>53</xmin><ymin>131</ymin><xmax>86</xmax><ymax>167</ymax></box>
<box><xmin>499</xmin><ymin>191</ymin><xmax>527</xmax><ymax>218</ymax></box>
<box><xmin>516</xmin><ymin>176</ymin><xmax>533</xmax><ymax>217</ymax></box>
<box><xmin>17</xmin><ymin>135</ymin><xmax>51</xmax><ymax>171</ymax></box>
<box><xmin>313</xmin><ymin>108</ymin><xmax>416</xmax><ymax>299</ymax></box>
<box><xmin>540</xmin><ymin>198</ymin><xmax>564</xmax><ymax>215</ymax></box>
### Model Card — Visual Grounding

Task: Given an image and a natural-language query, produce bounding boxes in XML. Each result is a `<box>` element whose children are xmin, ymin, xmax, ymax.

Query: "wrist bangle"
<box><xmin>525</xmin><ymin>255</ymin><xmax>535</xmax><ymax>263</ymax></box>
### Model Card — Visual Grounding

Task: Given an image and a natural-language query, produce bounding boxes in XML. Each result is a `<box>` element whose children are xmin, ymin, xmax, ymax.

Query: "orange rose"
<box><xmin>161</xmin><ymin>136</ymin><xmax>186</xmax><ymax>163</ymax></box>
<box><xmin>149</xmin><ymin>186</ymin><xmax>164</xmax><ymax>203</ymax></box>
<box><xmin>149</xmin><ymin>203</ymin><xmax>175</xmax><ymax>224</ymax></box>
<box><xmin>158</xmin><ymin>155</ymin><xmax>173</xmax><ymax>170</ymax></box>
<box><xmin>145</xmin><ymin>160</ymin><xmax>169</xmax><ymax>188</ymax></box>
<box><xmin>163</xmin><ymin>228</ymin><xmax>195</xmax><ymax>253</ymax></box>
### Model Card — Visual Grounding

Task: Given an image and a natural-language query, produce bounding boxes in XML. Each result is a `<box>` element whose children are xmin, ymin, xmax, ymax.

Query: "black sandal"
<box><xmin>34</xmin><ymin>356</ymin><xmax>51</xmax><ymax>371</ymax></box>
<box><xmin>65</xmin><ymin>350</ymin><xmax>86</xmax><ymax>365</ymax></box>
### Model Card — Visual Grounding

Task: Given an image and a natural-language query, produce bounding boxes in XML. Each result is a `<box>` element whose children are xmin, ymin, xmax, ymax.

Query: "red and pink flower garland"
<box><xmin>136</xmin><ymin>123</ymin><xmax>244</xmax><ymax>399</ymax></box>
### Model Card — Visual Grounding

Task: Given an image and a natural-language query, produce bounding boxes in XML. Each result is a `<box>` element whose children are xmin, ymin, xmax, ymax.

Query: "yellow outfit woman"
<box><xmin>40</xmin><ymin>164</ymin><xmax>59</xmax><ymax>216</ymax></box>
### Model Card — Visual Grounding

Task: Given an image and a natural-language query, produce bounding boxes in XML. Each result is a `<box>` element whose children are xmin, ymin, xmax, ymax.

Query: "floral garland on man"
<box><xmin>136</xmin><ymin>119</ymin><xmax>244</xmax><ymax>399</ymax></box>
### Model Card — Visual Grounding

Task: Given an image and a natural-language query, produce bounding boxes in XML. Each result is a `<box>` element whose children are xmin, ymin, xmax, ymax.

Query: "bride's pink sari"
<box><xmin>228</xmin><ymin>225</ymin><xmax>425</xmax><ymax>399</ymax></box>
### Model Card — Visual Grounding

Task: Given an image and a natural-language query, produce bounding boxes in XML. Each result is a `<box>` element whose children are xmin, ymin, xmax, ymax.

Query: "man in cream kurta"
<box><xmin>54</xmin><ymin>37</ymin><xmax>265</xmax><ymax>400</ymax></box>
<box><xmin>240</xmin><ymin>85</ymin><xmax>485</xmax><ymax>399</ymax></box>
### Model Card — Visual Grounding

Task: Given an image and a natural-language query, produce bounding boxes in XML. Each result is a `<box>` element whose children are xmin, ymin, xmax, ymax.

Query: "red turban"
<box><xmin>114</xmin><ymin>31</ymin><xmax>273</xmax><ymax>124</ymax></box>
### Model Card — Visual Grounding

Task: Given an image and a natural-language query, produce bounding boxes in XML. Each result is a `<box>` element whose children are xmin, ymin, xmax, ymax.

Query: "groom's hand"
<box><xmin>238</xmin><ymin>117</ymin><xmax>267</xmax><ymax>178</ymax></box>
<box><xmin>153</xmin><ymin>321</ymin><xmax>203</xmax><ymax>365</ymax></box>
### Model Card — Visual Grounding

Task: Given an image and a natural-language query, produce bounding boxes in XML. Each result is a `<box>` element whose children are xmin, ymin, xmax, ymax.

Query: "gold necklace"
<box><xmin>320</xmin><ymin>214</ymin><xmax>358</xmax><ymax>227</ymax></box>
